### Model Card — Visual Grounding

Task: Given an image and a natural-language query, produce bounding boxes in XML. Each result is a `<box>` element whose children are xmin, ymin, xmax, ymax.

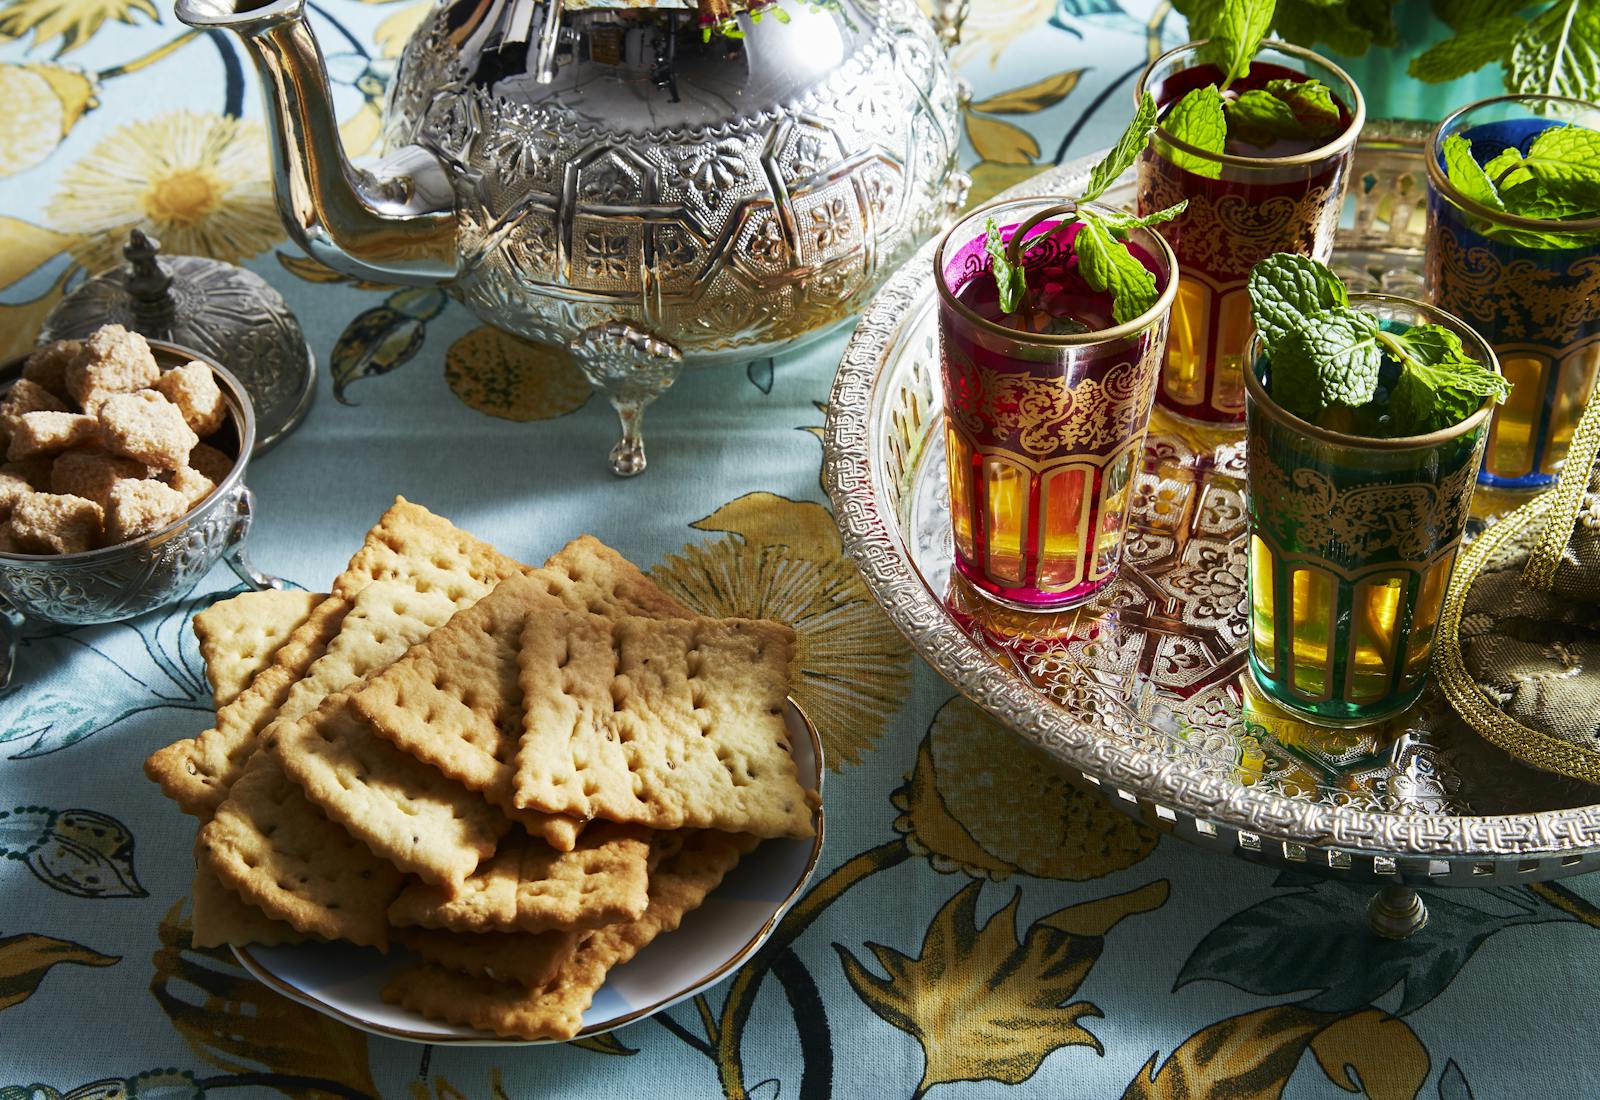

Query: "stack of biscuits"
<box><xmin>144</xmin><ymin>498</ymin><xmax>817</xmax><ymax>1041</ymax></box>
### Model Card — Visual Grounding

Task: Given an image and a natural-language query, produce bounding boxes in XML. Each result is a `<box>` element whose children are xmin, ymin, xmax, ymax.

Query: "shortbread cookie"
<box><xmin>97</xmin><ymin>390</ymin><xmax>197</xmax><ymax>469</ymax></box>
<box><xmin>349</xmin><ymin>537</ymin><xmax>694</xmax><ymax>846</ymax></box>
<box><xmin>271</xmin><ymin>693</ymin><xmax>511</xmax><ymax>887</ymax></box>
<box><xmin>386</xmin><ymin>824</ymin><xmax>651</xmax><ymax>934</ymax></box>
<box><xmin>144</xmin><ymin>499</ymin><xmax>526</xmax><ymax>816</ymax></box>
<box><xmin>155</xmin><ymin>361</ymin><xmax>226</xmax><ymax>436</ymax></box>
<box><xmin>396</xmin><ymin>927</ymin><xmax>580</xmax><ymax>990</ymax></box>
<box><xmin>190</xmin><ymin>853</ymin><xmax>307</xmax><ymax>949</ymax></box>
<box><xmin>513</xmin><ymin>611</ymin><xmax>813</xmax><ymax>837</ymax></box>
<box><xmin>381</xmin><ymin>830</ymin><xmax>757</xmax><ymax>1040</ymax></box>
<box><xmin>194</xmin><ymin>589</ymin><xmax>325</xmax><ymax>709</ymax></box>
<box><xmin>199</xmin><ymin>751</ymin><xmax>403</xmax><ymax>948</ymax></box>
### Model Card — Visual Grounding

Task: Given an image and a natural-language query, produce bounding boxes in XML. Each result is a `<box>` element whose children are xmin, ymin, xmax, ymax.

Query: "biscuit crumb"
<box><xmin>9</xmin><ymin>492</ymin><xmax>104</xmax><ymax>554</ymax></box>
<box><xmin>98</xmin><ymin>390</ymin><xmax>198</xmax><ymax>469</ymax></box>
<box><xmin>66</xmin><ymin>324</ymin><xmax>160</xmax><ymax>408</ymax></box>
<box><xmin>51</xmin><ymin>448</ymin><xmax>151</xmax><ymax>508</ymax></box>
<box><xmin>188</xmin><ymin>442</ymin><xmax>234</xmax><ymax>485</ymax></box>
<box><xmin>8</xmin><ymin>411</ymin><xmax>99</xmax><ymax>461</ymax></box>
<box><xmin>22</xmin><ymin>340</ymin><xmax>80</xmax><ymax>400</ymax></box>
<box><xmin>106</xmin><ymin>478</ymin><xmax>189</xmax><ymax>544</ymax></box>
<box><xmin>155</xmin><ymin>362</ymin><xmax>227</xmax><ymax>437</ymax></box>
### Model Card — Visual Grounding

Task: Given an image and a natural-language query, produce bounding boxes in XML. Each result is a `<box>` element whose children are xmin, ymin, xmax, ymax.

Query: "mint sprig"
<box><xmin>1183</xmin><ymin>0</ymin><xmax>1277</xmax><ymax>86</ymax></box>
<box><xmin>1162</xmin><ymin>86</ymin><xmax>1228</xmax><ymax>177</ymax></box>
<box><xmin>1246</xmin><ymin>253</ymin><xmax>1511</xmax><ymax>435</ymax></box>
<box><xmin>1414</xmin><ymin>0</ymin><xmax>1599</xmax><ymax>104</ymax></box>
<box><xmin>1441</xmin><ymin>127</ymin><xmax>1600</xmax><ymax>249</ymax></box>
<box><xmin>982</xmin><ymin>93</ymin><xmax>1182</xmax><ymax>324</ymax></box>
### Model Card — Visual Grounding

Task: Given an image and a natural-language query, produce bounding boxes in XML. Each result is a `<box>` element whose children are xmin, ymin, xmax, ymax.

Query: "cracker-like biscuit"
<box><xmin>145</xmin><ymin>597</ymin><xmax>353</xmax><ymax>817</ymax></box>
<box><xmin>194</xmin><ymin>589</ymin><xmax>325</xmax><ymax>709</ymax></box>
<box><xmin>386</xmin><ymin>824</ymin><xmax>651</xmax><ymax>934</ymax></box>
<box><xmin>144</xmin><ymin>499</ymin><xmax>527</xmax><ymax>816</ymax></box>
<box><xmin>348</xmin><ymin>537</ymin><xmax>694</xmax><ymax>847</ymax></box>
<box><xmin>381</xmin><ymin>830</ymin><xmax>757</xmax><ymax>1040</ymax></box>
<box><xmin>396</xmin><ymin>927</ymin><xmax>579</xmax><ymax>990</ymax></box>
<box><xmin>513</xmin><ymin>611</ymin><xmax>813</xmax><ymax>837</ymax></box>
<box><xmin>271</xmin><ymin>693</ymin><xmax>511</xmax><ymax>887</ymax></box>
<box><xmin>199</xmin><ymin>751</ymin><xmax>403</xmax><ymax>948</ymax></box>
<box><xmin>191</xmin><ymin>854</ymin><xmax>307</xmax><ymax>949</ymax></box>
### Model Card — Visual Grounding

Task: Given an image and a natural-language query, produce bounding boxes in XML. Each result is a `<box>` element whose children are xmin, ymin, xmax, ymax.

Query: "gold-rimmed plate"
<box><xmin>234</xmin><ymin>699</ymin><xmax>825</xmax><ymax>1045</ymax></box>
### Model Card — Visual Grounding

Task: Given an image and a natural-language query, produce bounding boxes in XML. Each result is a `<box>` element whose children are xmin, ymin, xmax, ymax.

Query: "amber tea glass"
<box><xmin>1135</xmin><ymin>41</ymin><xmax>1365</xmax><ymax>426</ymax></box>
<box><xmin>1425</xmin><ymin>94</ymin><xmax>1600</xmax><ymax>491</ymax></box>
<box><xmin>1244</xmin><ymin>295</ymin><xmax>1496</xmax><ymax>726</ymax></box>
<box><xmin>936</xmin><ymin>197</ymin><xmax>1177</xmax><ymax>611</ymax></box>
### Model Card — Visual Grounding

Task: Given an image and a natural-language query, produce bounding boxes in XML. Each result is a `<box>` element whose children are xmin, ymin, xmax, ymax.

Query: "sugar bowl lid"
<box><xmin>40</xmin><ymin>230</ymin><xmax>315</xmax><ymax>454</ymax></box>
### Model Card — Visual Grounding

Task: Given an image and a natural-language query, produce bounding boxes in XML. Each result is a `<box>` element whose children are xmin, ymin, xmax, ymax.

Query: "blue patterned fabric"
<box><xmin>2</xmin><ymin>2</ymin><xmax>1597</xmax><ymax>1096</ymax></box>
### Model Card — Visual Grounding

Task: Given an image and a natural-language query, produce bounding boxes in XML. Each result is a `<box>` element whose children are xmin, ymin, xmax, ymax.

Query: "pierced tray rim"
<box><xmin>822</xmin><ymin>122</ymin><xmax>1600</xmax><ymax>880</ymax></box>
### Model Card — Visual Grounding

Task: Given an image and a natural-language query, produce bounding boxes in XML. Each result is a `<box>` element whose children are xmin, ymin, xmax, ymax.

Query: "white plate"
<box><xmin>234</xmin><ymin>700</ymin><xmax>825</xmax><ymax>1045</ymax></box>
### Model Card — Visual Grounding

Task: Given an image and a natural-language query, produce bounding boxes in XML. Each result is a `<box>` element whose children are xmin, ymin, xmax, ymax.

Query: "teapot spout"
<box><xmin>175</xmin><ymin>0</ymin><xmax>457</xmax><ymax>285</ymax></box>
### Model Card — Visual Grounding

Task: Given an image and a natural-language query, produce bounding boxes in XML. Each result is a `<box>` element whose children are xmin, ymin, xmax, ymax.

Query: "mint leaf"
<box><xmin>1407</xmin><ymin>15</ymin><xmax>1527</xmax><ymax>82</ymax></box>
<box><xmin>1226</xmin><ymin>89</ymin><xmax>1305</xmax><ymax>146</ymax></box>
<box><xmin>1271</xmin><ymin>0</ymin><xmax>1397</xmax><ymax>57</ymax></box>
<box><xmin>1188</xmin><ymin>0</ymin><xmax>1278</xmax><ymax>85</ymax></box>
<box><xmin>1508</xmin><ymin>0</ymin><xmax>1600</xmax><ymax>101</ymax></box>
<box><xmin>1516</xmin><ymin>124</ymin><xmax>1600</xmax><ymax>211</ymax></box>
<box><xmin>984</xmin><ymin>218</ymin><xmax>1028</xmax><ymax>315</ymax></box>
<box><xmin>1269</xmin><ymin>307</ymin><xmax>1382</xmax><ymax>421</ymax></box>
<box><xmin>1434</xmin><ymin>0</ymin><xmax>1529</xmax><ymax>32</ymax></box>
<box><xmin>1484</xmin><ymin>146</ymin><xmax>1534</xmax><ymax>191</ymax></box>
<box><xmin>1383</xmin><ymin>324</ymin><xmax>1510</xmax><ymax>434</ymax></box>
<box><xmin>1083</xmin><ymin>92</ymin><xmax>1159</xmax><ymax>203</ymax></box>
<box><xmin>1264</xmin><ymin>77</ymin><xmax>1342</xmax><ymax>135</ymax></box>
<box><xmin>1161</xmin><ymin>86</ymin><xmax>1227</xmax><ymax>180</ymax></box>
<box><xmin>1442</xmin><ymin>132</ymin><xmax>1505</xmax><ymax>211</ymax></box>
<box><xmin>1096</xmin><ymin>201</ymin><xmax>1190</xmax><ymax>238</ymax></box>
<box><xmin>1074</xmin><ymin>212</ymin><xmax>1161</xmax><ymax>325</ymax></box>
<box><xmin>1247</xmin><ymin>253</ymin><xmax>1349</xmax><ymax>358</ymax></box>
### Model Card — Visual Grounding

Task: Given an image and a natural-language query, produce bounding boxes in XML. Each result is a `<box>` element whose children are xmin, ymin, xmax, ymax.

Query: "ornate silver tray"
<box><xmin>823</xmin><ymin>120</ymin><xmax>1600</xmax><ymax>930</ymax></box>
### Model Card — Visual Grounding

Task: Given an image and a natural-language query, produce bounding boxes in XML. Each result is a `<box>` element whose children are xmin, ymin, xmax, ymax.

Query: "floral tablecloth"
<box><xmin>1</xmin><ymin>1</ymin><xmax>1594</xmax><ymax>1097</ymax></box>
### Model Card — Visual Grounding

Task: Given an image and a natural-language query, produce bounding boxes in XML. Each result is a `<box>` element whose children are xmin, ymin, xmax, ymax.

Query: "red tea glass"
<box><xmin>1135</xmin><ymin>41</ymin><xmax>1365</xmax><ymax>425</ymax></box>
<box><xmin>936</xmin><ymin>197</ymin><xmax>1178</xmax><ymax>611</ymax></box>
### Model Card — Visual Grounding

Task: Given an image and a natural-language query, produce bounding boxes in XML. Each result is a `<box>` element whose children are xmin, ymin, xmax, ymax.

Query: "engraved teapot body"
<box><xmin>177</xmin><ymin>0</ymin><xmax>967</xmax><ymax>474</ymax></box>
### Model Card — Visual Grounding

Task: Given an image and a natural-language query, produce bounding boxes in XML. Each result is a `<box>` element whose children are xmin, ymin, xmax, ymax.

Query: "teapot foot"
<box><xmin>571</xmin><ymin>322</ymin><xmax>683</xmax><ymax>478</ymax></box>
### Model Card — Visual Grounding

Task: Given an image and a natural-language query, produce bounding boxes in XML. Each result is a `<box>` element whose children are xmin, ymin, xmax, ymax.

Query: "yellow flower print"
<box><xmin>0</xmin><ymin>0</ymin><xmax>158</xmax><ymax>53</ymax></box>
<box><xmin>375</xmin><ymin>0</ymin><xmax>432</xmax><ymax>58</ymax></box>
<box><xmin>893</xmin><ymin>696</ymin><xmax>1159</xmax><ymax>880</ymax></box>
<box><xmin>920</xmin><ymin>0</ymin><xmax>1057</xmax><ymax>68</ymax></box>
<box><xmin>0</xmin><ymin>63</ymin><xmax>96</xmax><ymax>178</ymax></box>
<box><xmin>47</xmin><ymin>110</ymin><xmax>282</xmax><ymax>272</ymax></box>
<box><xmin>445</xmin><ymin>326</ymin><xmax>592</xmax><ymax>421</ymax></box>
<box><xmin>651</xmin><ymin>493</ymin><xmax>913</xmax><ymax>769</ymax></box>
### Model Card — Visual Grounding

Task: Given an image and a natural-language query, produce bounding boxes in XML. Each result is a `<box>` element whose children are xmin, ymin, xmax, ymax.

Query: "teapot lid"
<box><xmin>40</xmin><ymin>230</ymin><xmax>316</xmax><ymax>455</ymax></box>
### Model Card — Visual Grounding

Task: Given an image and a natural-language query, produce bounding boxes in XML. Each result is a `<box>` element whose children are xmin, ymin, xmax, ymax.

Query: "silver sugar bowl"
<box><xmin>0</xmin><ymin>342</ymin><xmax>281</xmax><ymax>687</ymax></box>
<box><xmin>178</xmin><ymin>0</ymin><xmax>968</xmax><ymax>475</ymax></box>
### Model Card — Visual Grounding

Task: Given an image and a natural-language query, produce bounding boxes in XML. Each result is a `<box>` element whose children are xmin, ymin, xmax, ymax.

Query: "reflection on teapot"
<box><xmin>179</xmin><ymin>0</ymin><xmax>968</xmax><ymax>474</ymax></box>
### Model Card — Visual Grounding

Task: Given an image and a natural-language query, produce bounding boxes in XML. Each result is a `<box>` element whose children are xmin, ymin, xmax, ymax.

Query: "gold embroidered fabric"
<box><xmin>1440</xmin><ymin>399</ymin><xmax>1600</xmax><ymax>782</ymax></box>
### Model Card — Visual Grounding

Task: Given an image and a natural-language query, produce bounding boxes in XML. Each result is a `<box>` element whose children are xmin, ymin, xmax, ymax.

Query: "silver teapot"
<box><xmin>177</xmin><ymin>0</ymin><xmax>967</xmax><ymax>474</ymax></box>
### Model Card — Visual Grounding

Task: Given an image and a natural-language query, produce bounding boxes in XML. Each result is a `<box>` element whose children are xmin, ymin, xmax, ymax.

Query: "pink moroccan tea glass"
<box><xmin>936</xmin><ymin>197</ymin><xmax>1178</xmax><ymax>611</ymax></box>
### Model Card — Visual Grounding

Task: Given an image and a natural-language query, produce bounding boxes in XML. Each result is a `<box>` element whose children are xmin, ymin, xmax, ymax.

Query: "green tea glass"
<box><xmin>1244</xmin><ymin>295</ymin><xmax>1497</xmax><ymax>725</ymax></box>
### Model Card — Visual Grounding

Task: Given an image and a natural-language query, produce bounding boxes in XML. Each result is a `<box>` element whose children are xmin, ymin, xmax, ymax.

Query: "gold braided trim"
<box><xmin>1436</xmin><ymin>490</ymin><xmax>1600</xmax><ymax>784</ymax></box>
<box><xmin>1523</xmin><ymin>394</ymin><xmax>1600</xmax><ymax>591</ymax></box>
